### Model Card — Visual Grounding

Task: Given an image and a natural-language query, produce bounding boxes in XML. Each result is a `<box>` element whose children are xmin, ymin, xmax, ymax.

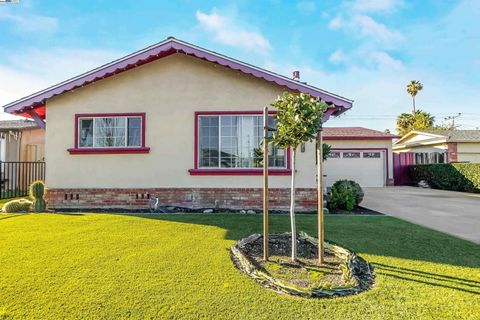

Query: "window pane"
<box><xmin>363</xmin><ymin>152</ymin><xmax>381</xmax><ymax>158</ymax></box>
<box><xmin>199</xmin><ymin>116</ymin><xmax>219</xmax><ymax>167</ymax></box>
<box><xmin>79</xmin><ymin>119</ymin><xmax>93</xmax><ymax>147</ymax></box>
<box><xmin>127</xmin><ymin>117</ymin><xmax>142</xmax><ymax>146</ymax></box>
<box><xmin>343</xmin><ymin>152</ymin><xmax>361</xmax><ymax>158</ymax></box>
<box><xmin>198</xmin><ymin>114</ymin><xmax>287</xmax><ymax>169</ymax></box>
<box><xmin>328</xmin><ymin>152</ymin><xmax>340</xmax><ymax>158</ymax></box>
<box><xmin>94</xmin><ymin>117</ymin><xmax>126</xmax><ymax>147</ymax></box>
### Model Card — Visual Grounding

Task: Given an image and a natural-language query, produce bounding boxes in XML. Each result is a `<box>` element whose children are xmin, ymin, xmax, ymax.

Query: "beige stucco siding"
<box><xmin>46</xmin><ymin>53</ymin><xmax>325</xmax><ymax>188</ymax></box>
<box><xmin>457</xmin><ymin>142</ymin><xmax>480</xmax><ymax>163</ymax></box>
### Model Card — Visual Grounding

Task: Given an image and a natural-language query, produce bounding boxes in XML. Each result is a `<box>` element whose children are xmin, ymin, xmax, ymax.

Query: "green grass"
<box><xmin>0</xmin><ymin>213</ymin><xmax>478</xmax><ymax>319</ymax></box>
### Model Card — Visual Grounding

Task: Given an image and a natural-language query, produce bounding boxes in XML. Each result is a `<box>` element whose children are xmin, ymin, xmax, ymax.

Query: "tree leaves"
<box><xmin>271</xmin><ymin>92</ymin><xmax>329</xmax><ymax>149</ymax></box>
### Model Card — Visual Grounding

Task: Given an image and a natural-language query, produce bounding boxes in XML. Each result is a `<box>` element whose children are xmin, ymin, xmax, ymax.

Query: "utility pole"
<box><xmin>444</xmin><ymin>113</ymin><xmax>461</xmax><ymax>129</ymax></box>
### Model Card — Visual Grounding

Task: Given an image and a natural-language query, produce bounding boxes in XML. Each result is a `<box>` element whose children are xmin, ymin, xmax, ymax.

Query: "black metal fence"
<box><xmin>0</xmin><ymin>161</ymin><xmax>46</xmax><ymax>199</ymax></box>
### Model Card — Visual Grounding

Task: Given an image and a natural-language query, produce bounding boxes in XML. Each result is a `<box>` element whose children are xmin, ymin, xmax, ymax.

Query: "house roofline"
<box><xmin>3</xmin><ymin>37</ymin><xmax>353</xmax><ymax>118</ymax></box>
<box><xmin>393</xmin><ymin>130</ymin><xmax>446</xmax><ymax>146</ymax></box>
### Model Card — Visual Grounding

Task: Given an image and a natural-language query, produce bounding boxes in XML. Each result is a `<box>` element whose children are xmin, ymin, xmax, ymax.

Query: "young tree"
<box><xmin>271</xmin><ymin>93</ymin><xmax>328</xmax><ymax>261</ymax></box>
<box><xmin>406</xmin><ymin>80</ymin><xmax>423</xmax><ymax>113</ymax></box>
<box><xmin>396</xmin><ymin>109</ymin><xmax>435</xmax><ymax>136</ymax></box>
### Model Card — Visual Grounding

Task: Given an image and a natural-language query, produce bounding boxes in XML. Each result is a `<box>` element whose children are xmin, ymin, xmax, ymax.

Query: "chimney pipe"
<box><xmin>292</xmin><ymin>70</ymin><xmax>300</xmax><ymax>80</ymax></box>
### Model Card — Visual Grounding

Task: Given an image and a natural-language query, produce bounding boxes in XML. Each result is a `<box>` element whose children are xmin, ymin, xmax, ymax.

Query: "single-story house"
<box><xmin>323</xmin><ymin>127</ymin><xmax>397</xmax><ymax>187</ymax></box>
<box><xmin>393</xmin><ymin>130</ymin><xmax>480</xmax><ymax>164</ymax></box>
<box><xmin>0</xmin><ymin>120</ymin><xmax>45</xmax><ymax>162</ymax></box>
<box><xmin>3</xmin><ymin>37</ymin><xmax>356</xmax><ymax>210</ymax></box>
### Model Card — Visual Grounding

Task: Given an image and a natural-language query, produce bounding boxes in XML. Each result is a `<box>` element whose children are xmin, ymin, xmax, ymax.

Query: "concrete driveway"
<box><xmin>362</xmin><ymin>187</ymin><xmax>480</xmax><ymax>244</ymax></box>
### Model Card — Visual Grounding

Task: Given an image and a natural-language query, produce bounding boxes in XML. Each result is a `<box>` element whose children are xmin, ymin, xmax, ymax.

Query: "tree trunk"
<box><xmin>412</xmin><ymin>96</ymin><xmax>416</xmax><ymax>113</ymax></box>
<box><xmin>290</xmin><ymin>148</ymin><xmax>297</xmax><ymax>261</ymax></box>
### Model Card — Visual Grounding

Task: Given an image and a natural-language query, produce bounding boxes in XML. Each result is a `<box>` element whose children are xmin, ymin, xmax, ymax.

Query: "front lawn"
<box><xmin>0</xmin><ymin>214</ymin><xmax>478</xmax><ymax>319</ymax></box>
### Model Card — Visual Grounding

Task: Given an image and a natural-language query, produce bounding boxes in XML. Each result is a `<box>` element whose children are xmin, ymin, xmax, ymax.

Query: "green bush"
<box><xmin>29</xmin><ymin>180</ymin><xmax>47</xmax><ymax>212</ymax></box>
<box><xmin>328</xmin><ymin>180</ymin><xmax>364</xmax><ymax>211</ymax></box>
<box><xmin>2</xmin><ymin>199</ymin><xmax>33</xmax><ymax>213</ymax></box>
<box><xmin>409</xmin><ymin>163</ymin><xmax>480</xmax><ymax>193</ymax></box>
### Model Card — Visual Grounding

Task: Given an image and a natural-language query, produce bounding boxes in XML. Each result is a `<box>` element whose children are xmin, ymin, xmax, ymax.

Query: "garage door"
<box><xmin>323</xmin><ymin>150</ymin><xmax>386</xmax><ymax>187</ymax></box>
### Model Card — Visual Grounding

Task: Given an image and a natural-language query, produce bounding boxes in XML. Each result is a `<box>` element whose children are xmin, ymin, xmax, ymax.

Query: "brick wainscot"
<box><xmin>46</xmin><ymin>188</ymin><xmax>318</xmax><ymax>211</ymax></box>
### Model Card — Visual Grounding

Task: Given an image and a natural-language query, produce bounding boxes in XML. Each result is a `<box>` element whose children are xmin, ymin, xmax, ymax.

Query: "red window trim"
<box><xmin>190</xmin><ymin>111</ymin><xmax>291</xmax><ymax>176</ymax></box>
<box><xmin>68</xmin><ymin>112</ymin><xmax>149</xmax><ymax>155</ymax></box>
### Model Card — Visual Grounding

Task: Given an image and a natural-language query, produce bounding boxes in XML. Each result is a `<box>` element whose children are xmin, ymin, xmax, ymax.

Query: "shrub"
<box><xmin>328</xmin><ymin>179</ymin><xmax>364</xmax><ymax>211</ymax></box>
<box><xmin>29</xmin><ymin>180</ymin><xmax>47</xmax><ymax>212</ymax></box>
<box><xmin>2</xmin><ymin>199</ymin><xmax>33</xmax><ymax>213</ymax></box>
<box><xmin>329</xmin><ymin>187</ymin><xmax>355</xmax><ymax>211</ymax></box>
<box><xmin>409</xmin><ymin>163</ymin><xmax>480</xmax><ymax>193</ymax></box>
<box><xmin>329</xmin><ymin>180</ymin><xmax>364</xmax><ymax>208</ymax></box>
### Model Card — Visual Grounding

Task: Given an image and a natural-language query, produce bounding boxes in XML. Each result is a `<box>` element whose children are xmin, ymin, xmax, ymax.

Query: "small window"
<box><xmin>363</xmin><ymin>152</ymin><xmax>381</xmax><ymax>158</ymax></box>
<box><xmin>78</xmin><ymin>115</ymin><xmax>144</xmax><ymax>148</ymax></box>
<box><xmin>328</xmin><ymin>152</ymin><xmax>341</xmax><ymax>158</ymax></box>
<box><xmin>343</xmin><ymin>152</ymin><xmax>361</xmax><ymax>158</ymax></box>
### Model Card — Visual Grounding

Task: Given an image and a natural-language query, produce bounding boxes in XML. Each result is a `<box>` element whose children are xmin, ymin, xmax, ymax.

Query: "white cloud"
<box><xmin>328</xmin><ymin>15</ymin><xmax>344</xmax><ymax>30</ymax></box>
<box><xmin>297</xmin><ymin>1</ymin><xmax>316</xmax><ymax>15</ymax></box>
<box><xmin>353</xmin><ymin>15</ymin><xmax>403</xmax><ymax>42</ymax></box>
<box><xmin>0</xmin><ymin>7</ymin><xmax>58</xmax><ymax>33</ymax></box>
<box><xmin>195</xmin><ymin>10</ymin><xmax>271</xmax><ymax>54</ymax></box>
<box><xmin>0</xmin><ymin>48</ymin><xmax>121</xmax><ymax>118</ymax></box>
<box><xmin>329</xmin><ymin>49</ymin><xmax>347</xmax><ymax>64</ymax></box>
<box><xmin>350</xmin><ymin>0</ymin><xmax>404</xmax><ymax>13</ymax></box>
<box><xmin>368</xmin><ymin>51</ymin><xmax>403</xmax><ymax>70</ymax></box>
<box><xmin>329</xmin><ymin>14</ymin><xmax>403</xmax><ymax>43</ymax></box>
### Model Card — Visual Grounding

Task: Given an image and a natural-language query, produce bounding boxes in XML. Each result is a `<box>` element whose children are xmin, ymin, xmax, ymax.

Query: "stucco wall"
<box><xmin>46</xmin><ymin>53</ymin><xmax>326</xmax><ymax>189</ymax></box>
<box><xmin>20</xmin><ymin>128</ymin><xmax>45</xmax><ymax>161</ymax></box>
<box><xmin>457</xmin><ymin>142</ymin><xmax>480</xmax><ymax>163</ymax></box>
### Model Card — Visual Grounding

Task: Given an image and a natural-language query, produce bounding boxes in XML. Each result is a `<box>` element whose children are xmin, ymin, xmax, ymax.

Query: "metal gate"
<box><xmin>0</xmin><ymin>161</ymin><xmax>46</xmax><ymax>199</ymax></box>
<box><xmin>393</xmin><ymin>153</ymin><xmax>414</xmax><ymax>186</ymax></box>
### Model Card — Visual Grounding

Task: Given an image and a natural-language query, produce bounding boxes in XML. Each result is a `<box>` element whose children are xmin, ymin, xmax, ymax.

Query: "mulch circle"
<box><xmin>231</xmin><ymin>232</ymin><xmax>375</xmax><ymax>298</ymax></box>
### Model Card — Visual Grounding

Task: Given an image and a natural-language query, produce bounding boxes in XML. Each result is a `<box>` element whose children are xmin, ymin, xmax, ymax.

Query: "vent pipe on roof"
<box><xmin>292</xmin><ymin>70</ymin><xmax>300</xmax><ymax>80</ymax></box>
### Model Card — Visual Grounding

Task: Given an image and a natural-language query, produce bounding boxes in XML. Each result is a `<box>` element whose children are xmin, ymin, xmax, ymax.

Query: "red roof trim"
<box><xmin>3</xmin><ymin>38</ymin><xmax>352</xmax><ymax>118</ymax></box>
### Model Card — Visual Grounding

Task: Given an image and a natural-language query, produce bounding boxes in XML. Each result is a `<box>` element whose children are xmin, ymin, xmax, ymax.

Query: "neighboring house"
<box><xmin>0</xmin><ymin>120</ymin><xmax>45</xmax><ymax>162</ymax></box>
<box><xmin>3</xmin><ymin>37</ymin><xmax>353</xmax><ymax>210</ymax></box>
<box><xmin>393</xmin><ymin>130</ymin><xmax>480</xmax><ymax>164</ymax></box>
<box><xmin>323</xmin><ymin>127</ymin><xmax>397</xmax><ymax>187</ymax></box>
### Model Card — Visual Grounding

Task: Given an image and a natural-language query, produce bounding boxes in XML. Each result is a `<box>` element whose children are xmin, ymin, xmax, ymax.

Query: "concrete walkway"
<box><xmin>362</xmin><ymin>187</ymin><xmax>480</xmax><ymax>244</ymax></box>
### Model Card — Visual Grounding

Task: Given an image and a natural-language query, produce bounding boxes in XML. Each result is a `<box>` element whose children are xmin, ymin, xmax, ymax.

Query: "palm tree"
<box><xmin>406</xmin><ymin>80</ymin><xmax>423</xmax><ymax>113</ymax></box>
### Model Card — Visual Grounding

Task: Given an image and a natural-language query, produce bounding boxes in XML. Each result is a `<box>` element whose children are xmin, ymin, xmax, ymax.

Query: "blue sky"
<box><xmin>1</xmin><ymin>0</ymin><xmax>479</xmax><ymax>131</ymax></box>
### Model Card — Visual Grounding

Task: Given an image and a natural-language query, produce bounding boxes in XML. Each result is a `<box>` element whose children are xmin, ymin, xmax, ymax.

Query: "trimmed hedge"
<box><xmin>409</xmin><ymin>163</ymin><xmax>480</xmax><ymax>193</ymax></box>
<box><xmin>328</xmin><ymin>180</ymin><xmax>364</xmax><ymax>211</ymax></box>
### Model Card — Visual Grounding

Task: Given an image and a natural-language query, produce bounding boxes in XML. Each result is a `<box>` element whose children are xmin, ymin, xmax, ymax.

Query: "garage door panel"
<box><xmin>324</xmin><ymin>150</ymin><xmax>385</xmax><ymax>187</ymax></box>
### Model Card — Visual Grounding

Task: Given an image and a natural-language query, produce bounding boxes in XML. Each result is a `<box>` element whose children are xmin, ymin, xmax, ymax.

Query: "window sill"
<box><xmin>188</xmin><ymin>169</ymin><xmax>292</xmax><ymax>176</ymax></box>
<box><xmin>67</xmin><ymin>147</ymin><xmax>150</xmax><ymax>154</ymax></box>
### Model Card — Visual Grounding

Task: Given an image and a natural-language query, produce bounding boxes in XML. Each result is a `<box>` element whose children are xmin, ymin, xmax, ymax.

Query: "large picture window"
<box><xmin>197</xmin><ymin>114</ymin><xmax>286</xmax><ymax>169</ymax></box>
<box><xmin>69</xmin><ymin>113</ymin><xmax>149</xmax><ymax>154</ymax></box>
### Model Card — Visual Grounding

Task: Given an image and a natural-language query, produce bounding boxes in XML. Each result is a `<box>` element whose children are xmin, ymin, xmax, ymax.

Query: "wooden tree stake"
<box><xmin>317</xmin><ymin>130</ymin><xmax>324</xmax><ymax>264</ymax></box>
<box><xmin>263</xmin><ymin>106</ymin><xmax>269</xmax><ymax>261</ymax></box>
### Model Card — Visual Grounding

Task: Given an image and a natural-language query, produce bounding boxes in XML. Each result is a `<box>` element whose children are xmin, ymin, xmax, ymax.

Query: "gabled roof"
<box><xmin>2</xmin><ymin>37</ymin><xmax>353</xmax><ymax>119</ymax></box>
<box><xmin>0</xmin><ymin>119</ymin><xmax>38</xmax><ymax>131</ymax></box>
<box><xmin>394</xmin><ymin>129</ymin><xmax>480</xmax><ymax>146</ymax></box>
<box><xmin>323</xmin><ymin>127</ymin><xmax>398</xmax><ymax>140</ymax></box>
<box><xmin>418</xmin><ymin>129</ymin><xmax>480</xmax><ymax>142</ymax></box>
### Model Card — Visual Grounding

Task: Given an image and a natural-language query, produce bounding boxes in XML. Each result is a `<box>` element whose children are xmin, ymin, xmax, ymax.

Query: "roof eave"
<box><xmin>3</xmin><ymin>38</ymin><xmax>353</xmax><ymax>116</ymax></box>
